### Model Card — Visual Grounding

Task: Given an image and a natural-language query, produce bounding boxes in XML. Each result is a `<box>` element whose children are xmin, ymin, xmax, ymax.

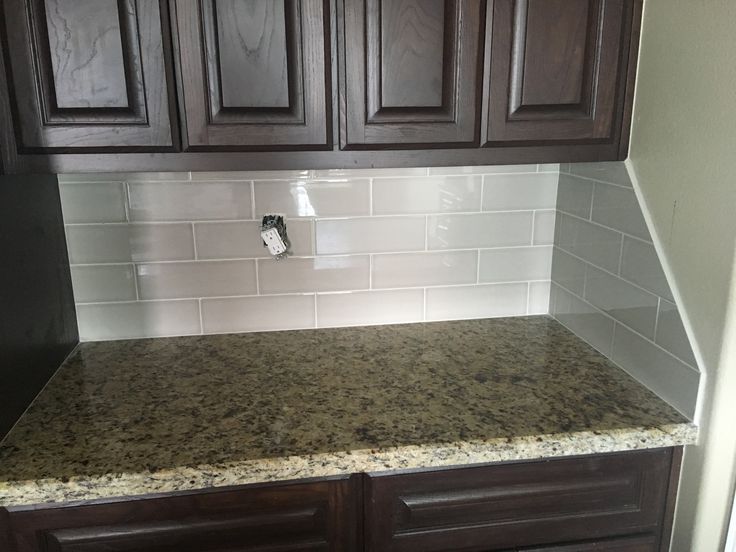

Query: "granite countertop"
<box><xmin>0</xmin><ymin>316</ymin><xmax>696</xmax><ymax>507</ymax></box>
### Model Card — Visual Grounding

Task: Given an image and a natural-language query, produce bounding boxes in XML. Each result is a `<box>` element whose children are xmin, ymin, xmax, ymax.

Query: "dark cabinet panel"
<box><xmin>340</xmin><ymin>0</ymin><xmax>485</xmax><ymax>149</ymax></box>
<box><xmin>486</xmin><ymin>0</ymin><xmax>633</xmax><ymax>146</ymax></box>
<box><xmin>521</xmin><ymin>534</ymin><xmax>657</xmax><ymax>551</ymax></box>
<box><xmin>1</xmin><ymin>0</ymin><xmax>176</xmax><ymax>151</ymax></box>
<box><xmin>174</xmin><ymin>0</ymin><xmax>331</xmax><ymax>150</ymax></box>
<box><xmin>4</xmin><ymin>477</ymin><xmax>360</xmax><ymax>552</ymax></box>
<box><xmin>364</xmin><ymin>449</ymin><xmax>674</xmax><ymax>552</ymax></box>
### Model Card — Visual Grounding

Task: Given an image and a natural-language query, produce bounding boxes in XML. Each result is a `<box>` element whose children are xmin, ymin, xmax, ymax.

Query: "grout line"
<box><xmin>653</xmin><ymin>297</ymin><xmax>661</xmax><ymax>340</ymax></box>
<box><xmin>610</xmin><ymin>321</ymin><xmax>617</xmax><ymax>357</ymax></box>
<box><xmin>255</xmin><ymin>259</ymin><xmax>260</xmax><ymax>295</ymax></box>
<box><xmin>191</xmin><ymin>223</ymin><xmax>198</xmax><ymax>260</ymax></box>
<box><xmin>479</xmin><ymin>177</ymin><xmax>486</xmax><ymax>211</ymax></box>
<box><xmin>566</xmin><ymin>172</ymin><xmax>633</xmax><ymax>190</ymax></box>
<box><xmin>424</xmin><ymin>216</ymin><xmax>429</xmax><ymax>250</ymax></box>
<box><xmin>123</xmin><ymin>182</ymin><xmax>132</xmax><ymax>222</ymax></box>
<box><xmin>250</xmin><ymin>181</ymin><xmax>257</xmax><ymax>219</ymax></box>
<box><xmin>132</xmin><ymin>263</ymin><xmax>140</xmax><ymax>301</ymax></box>
<box><xmin>369</xmin><ymin>178</ymin><xmax>374</xmax><ymax>215</ymax></box>
<box><xmin>617</xmin><ymin>236</ymin><xmax>625</xmax><ymax>274</ymax></box>
<box><xmin>525</xmin><ymin>282</ymin><xmax>531</xmax><ymax>314</ymax></box>
<box><xmin>197</xmin><ymin>298</ymin><xmax>204</xmax><ymax>334</ymax></box>
<box><xmin>476</xmin><ymin>250</ymin><xmax>481</xmax><ymax>284</ymax></box>
<box><xmin>588</xmin><ymin>183</ymin><xmax>596</xmax><ymax>220</ymax></box>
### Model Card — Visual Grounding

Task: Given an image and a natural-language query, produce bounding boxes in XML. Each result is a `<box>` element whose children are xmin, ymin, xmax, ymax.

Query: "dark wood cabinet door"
<box><xmin>3</xmin><ymin>477</ymin><xmax>360</xmax><ymax>552</ymax></box>
<box><xmin>364</xmin><ymin>449</ymin><xmax>675</xmax><ymax>552</ymax></box>
<box><xmin>521</xmin><ymin>534</ymin><xmax>657</xmax><ymax>551</ymax></box>
<box><xmin>1</xmin><ymin>0</ymin><xmax>176</xmax><ymax>152</ymax></box>
<box><xmin>340</xmin><ymin>0</ymin><xmax>485</xmax><ymax>149</ymax></box>
<box><xmin>173</xmin><ymin>0</ymin><xmax>331</xmax><ymax>150</ymax></box>
<box><xmin>486</xmin><ymin>0</ymin><xmax>635</xmax><ymax>146</ymax></box>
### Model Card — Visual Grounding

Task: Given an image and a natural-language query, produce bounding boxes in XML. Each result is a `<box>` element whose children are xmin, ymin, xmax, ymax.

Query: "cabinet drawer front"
<box><xmin>174</xmin><ymin>0</ymin><xmax>331</xmax><ymax>150</ymax></box>
<box><xmin>365</xmin><ymin>450</ymin><xmax>673</xmax><ymax>552</ymax></box>
<box><xmin>486</xmin><ymin>0</ymin><xmax>635</xmax><ymax>146</ymax></box>
<box><xmin>6</xmin><ymin>478</ymin><xmax>359</xmax><ymax>552</ymax></box>
<box><xmin>1</xmin><ymin>0</ymin><xmax>175</xmax><ymax>151</ymax></box>
<box><xmin>341</xmin><ymin>0</ymin><xmax>484</xmax><ymax>148</ymax></box>
<box><xmin>523</xmin><ymin>533</ymin><xmax>657</xmax><ymax>551</ymax></box>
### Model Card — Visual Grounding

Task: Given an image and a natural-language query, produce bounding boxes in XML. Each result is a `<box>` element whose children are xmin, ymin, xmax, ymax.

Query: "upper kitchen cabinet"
<box><xmin>486</xmin><ymin>0</ymin><xmax>636</xmax><ymax>147</ymax></box>
<box><xmin>339</xmin><ymin>0</ymin><xmax>484</xmax><ymax>149</ymax></box>
<box><xmin>0</xmin><ymin>0</ymin><xmax>177</xmax><ymax>152</ymax></box>
<box><xmin>173</xmin><ymin>0</ymin><xmax>332</xmax><ymax>150</ymax></box>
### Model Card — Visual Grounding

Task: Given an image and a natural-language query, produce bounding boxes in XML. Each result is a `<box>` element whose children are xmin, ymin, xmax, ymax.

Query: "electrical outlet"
<box><xmin>261</xmin><ymin>227</ymin><xmax>287</xmax><ymax>256</ymax></box>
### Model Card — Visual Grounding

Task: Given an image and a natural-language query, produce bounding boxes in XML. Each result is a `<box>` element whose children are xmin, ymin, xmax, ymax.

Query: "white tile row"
<box><xmin>76</xmin><ymin>282</ymin><xmax>552</xmax><ymax>342</ymax></box>
<box><xmin>71</xmin><ymin>246</ymin><xmax>554</xmax><ymax>302</ymax></box>
<box><xmin>59</xmin><ymin>172</ymin><xmax>559</xmax><ymax>223</ymax></box>
<box><xmin>65</xmin><ymin>210</ymin><xmax>556</xmax><ymax>264</ymax></box>
<box><xmin>57</xmin><ymin>164</ymin><xmax>559</xmax><ymax>185</ymax></box>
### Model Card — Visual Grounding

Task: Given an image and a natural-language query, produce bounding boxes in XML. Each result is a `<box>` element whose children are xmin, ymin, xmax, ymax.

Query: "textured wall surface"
<box><xmin>59</xmin><ymin>165</ymin><xmax>558</xmax><ymax>341</ymax></box>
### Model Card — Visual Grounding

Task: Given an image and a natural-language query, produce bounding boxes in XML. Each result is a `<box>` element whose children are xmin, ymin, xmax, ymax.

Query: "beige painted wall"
<box><xmin>627</xmin><ymin>0</ymin><xmax>736</xmax><ymax>549</ymax></box>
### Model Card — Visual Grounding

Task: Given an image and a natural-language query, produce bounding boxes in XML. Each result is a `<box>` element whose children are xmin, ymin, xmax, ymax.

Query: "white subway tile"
<box><xmin>482</xmin><ymin>173</ymin><xmax>558</xmax><ymax>211</ymax></box>
<box><xmin>194</xmin><ymin>219</ymin><xmax>313</xmax><ymax>259</ymax></box>
<box><xmin>568</xmin><ymin>162</ymin><xmax>632</xmax><ymax>187</ymax></box>
<box><xmin>59</xmin><ymin>182</ymin><xmax>127</xmax><ymax>223</ymax></box>
<box><xmin>58</xmin><ymin>172</ymin><xmax>190</xmax><ymax>182</ymax></box>
<box><xmin>66</xmin><ymin>224</ymin><xmax>195</xmax><ymax>264</ymax></box>
<box><xmin>426</xmin><ymin>283</ymin><xmax>528</xmax><ymax>321</ymax></box>
<box><xmin>372</xmin><ymin>250</ymin><xmax>477</xmax><ymax>288</ymax></box>
<box><xmin>77</xmin><ymin>300</ymin><xmax>201</xmax><ymax>341</ymax></box>
<box><xmin>136</xmin><ymin>260</ymin><xmax>257</xmax><ymax>300</ymax></box>
<box><xmin>528</xmin><ymin>281</ymin><xmax>551</xmax><ymax>314</ymax></box>
<box><xmin>128</xmin><ymin>181</ymin><xmax>252</xmax><ymax>221</ymax></box>
<box><xmin>550</xmin><ymin>284</ymin><xmax>614</xmax><ymax>357</ymax></box>
<box><xmin>612</xmin><ymin>324</ymin><xmax>699</xmax><ymax>419</ymax></box>
<box><xmin>550</xmin><ymin>248</ymin><xmax>587</xmax><ymax>296</ymax></box>
<box><xmin>312</xmin><ymin>167</ymin><xmax>427</xmax><ymax>178</ymax></box>
<box><xmin>71</xmin><ymin>265</ymin><xmax>137</xmax><ymax>303</ymax></box>
<box><xmin>259</xmin><ymin>256</ymin><xmax>370</xmax><ymax>294</ymax></box>
<box><xmin>479</xmin><ymin>246</ymin><xmax>553</xmax><ymax>283</ymax></box>
<box><xmin>537</xmin><ymin>164</ymin><xmax>560</xmax><ymax>173</ymax></box>
<box><xmin>555</xmin><ymin>213</ymin><xmax>622</xmax><ymax>273</ymax></box>
<box><xmin>620</xmin><ymin>237</ymin><xmax>674</xmax><ymax>301</ymax></box>
<box><xmin>427</xmin><ymin>165</ymin><xmax>536</xmax><ymax>175</ymax></box>
<box><xmin>372</xmin><ymin>175</ymin><xmax>482</xmax><ymax>214</ymax></box>
<box><xmin>557</xmin><ymin>173</ymin><xmax>594</xmax><ymax>218</ymax></box>
<box><xmin>427</xmin><ymin>212</ymin><xmax>533</xmax><ymax>250</ymax></box>
<box><xmin>316</xmin><ymin>289</ymin><xmax>424</xmax><ymax>327</ymax></box>
<box><xmin>315</xmin><ymin>217</ymin><xmax>424</xmax><ymax>255</ymax></box>
<box><xmin>533</xmin><ymin>210</ymin><xmax>556</xmax><ymax>245</ymax></box>
<box><xmin>202</xmin><ymin>294</ymin><xmax>315</xmax><ymax>334</ymax></box>
<box><xmin>192</xmin><ymin>170</ymin><xmax>310</xmax><ymax>181</ymax></box>
<box><xmin>584</xmin><ymin>266</ymin><xmax>659</xmax><ymax>339</ymax></box>
<box><xmin>591</xmin><ymin>183</ymin><xmax>650</xmax><ymax>240</ymax></box>
<box><xmin>656</xmin><ymin>300</ymin><xmax>698</xmax><ymax>367</ymax></box>
<box><xmin>254</xmin><ymin>179</ymin><xmax>370</xmax><ymax>217</ymax></box>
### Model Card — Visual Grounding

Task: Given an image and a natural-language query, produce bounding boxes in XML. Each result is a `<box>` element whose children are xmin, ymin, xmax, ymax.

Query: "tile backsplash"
<box><xmin>550</xmin><ymin>162</ymin><xmax>700</xmax><ymax>419</ymax></box>
<box><xmin>59</xmin><ymin>165</ymin><xmax>558</xmax><ymax>341</ymax></box>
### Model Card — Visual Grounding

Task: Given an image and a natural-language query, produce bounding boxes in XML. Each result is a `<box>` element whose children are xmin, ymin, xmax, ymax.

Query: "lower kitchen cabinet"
<box><xmin>0</xmin><ymin>449</ymin><xmax>680</xmax><ymax>552</ymax></box>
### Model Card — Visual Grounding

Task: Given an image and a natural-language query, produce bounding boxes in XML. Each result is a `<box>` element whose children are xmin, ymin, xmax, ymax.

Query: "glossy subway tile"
<box><xmin>425</xmin><ymin>283</ymin><xmax>529</xmax><ymax>321</ymax></box>
<box><xmin>427</xmin><ymin>212</ymin><xmax>533</xmax><ymax>250</ymax></box>
<box><xmin>315</xmin><ymin>217</ymin><xmax>425</xmax><ymax>255</ymax></box>
<box><xmin>372</xmin><ymin>250</ymin><xmax>477</xmax><ymax>289</ymax></box>
<box><xmin>372</xmin><ymin>175</ymin><xmax>482</xmax><ymax>215</ymax></box>
<box><xmin>59</xmin><ymin>182</ymin><xmax>127</xmax><ymax>223</ymax></box>
<box><xmin>136</xmin><ymin>260</ymin><xmax>257</xmax><ymax>300</ymax></box>
<box><xmin>202</xmin><ymin>294</ymin><xmax>315</xmax><ymax>334</ymax></box>
<box><xmin>316</xmin><ymin>289</ymin><xmax>424</xmax><ymax>328</ymax></box>
<box><xmin>254</xmin><ymin>179</ymin><xmax>370</xmax><ymax>217</ymax></box>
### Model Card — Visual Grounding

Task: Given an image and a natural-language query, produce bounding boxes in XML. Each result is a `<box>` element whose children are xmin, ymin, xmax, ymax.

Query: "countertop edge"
<box><xmin>0</xmin><ymin>422</ymin><xmax>697</xmax><ymax>508</ymax></box>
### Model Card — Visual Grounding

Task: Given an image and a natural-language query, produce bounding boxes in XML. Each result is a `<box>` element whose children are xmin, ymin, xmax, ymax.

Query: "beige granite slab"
<box><xmin>0</xmin><ymin>316</ymin><xmax>697</xmax><ymax>507</ymax></box>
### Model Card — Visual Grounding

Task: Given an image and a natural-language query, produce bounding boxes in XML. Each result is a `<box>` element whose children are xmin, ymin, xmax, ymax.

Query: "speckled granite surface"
<box><xmin>0</xmin><ymin>316</ymin><xmax>696</xmax><ymax>507</ymax></box>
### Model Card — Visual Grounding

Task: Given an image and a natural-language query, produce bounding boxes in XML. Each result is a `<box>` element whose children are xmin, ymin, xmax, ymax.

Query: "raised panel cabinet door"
<box><xmin>174</xmin><ymin>0</ymin><xmax>331</xmax><ymax>150</ymax></box>
<box><xmin>364</xmin><ymin>449</ymin><xmax>674</xmax><ymax>552</ymax></box>
<box><xmin>1</xmin><ymin>0</ymin><xmax>176</xmax><ymax>151</ymax></box>
<box><xmin>3</xmin><ymin>477</ymin><xmax>360</xmax><ymax>552</ymax></box>
<box><xmin>340</xmin><ymin>0</ymin><xmax>484</xmax><ymax>149</ymax></box>
<box><xmin>486</xmin><ymin>0</ymin><xmax>635</xmax><ymax>145</ymax></box>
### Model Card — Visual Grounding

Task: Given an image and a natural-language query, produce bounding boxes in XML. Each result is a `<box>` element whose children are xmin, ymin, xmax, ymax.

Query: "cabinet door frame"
<box><xmin>339</xmin><ymin>0</ymin><xmax>485</xmax><ymax>150</ymax></box>
<box><xmin>485</xmin><ymin>0</ymin><xmax>635</xmax><ymax>147</ymax></box>
<box><xmin>172</xmin><ymin>0</ymin><xmax>332</xmax><ymax>151</ymax></box>
<box><xmin>0</xmin><ymin>0</ymin><xmax>178</xmax><ymax>152</ymax></box>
